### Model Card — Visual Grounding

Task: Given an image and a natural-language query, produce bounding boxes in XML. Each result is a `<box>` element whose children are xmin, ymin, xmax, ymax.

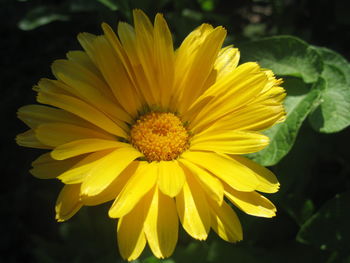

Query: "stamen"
<box><xmin>130</xmin><ymin>112</ymin><xmax>189</xmax><ymax>161</ymax></box>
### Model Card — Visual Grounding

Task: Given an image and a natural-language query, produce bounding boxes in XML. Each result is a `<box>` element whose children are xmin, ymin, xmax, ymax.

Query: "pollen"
<box><xmin>130</xmin><ymin>112</ymin><xmax>190</xmax><ymax>161</ymax></box>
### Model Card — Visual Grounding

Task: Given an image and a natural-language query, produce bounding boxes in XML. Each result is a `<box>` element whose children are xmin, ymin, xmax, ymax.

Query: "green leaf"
<box><xmin>198</xmin><ymin>0</ymin><xmax>215</xmax><ymax>11</ymax></box>
<box><xmin>172</xmin><ymin>241</ymin><xmax>209</xmax><ymax>263</ymax></box>
<box><xmin>18</xmin><ymin>6</ymin><xmax>69</xmax><ymax>31</ymax></box>
<box><xmin>297</xmin><ymin>191</ymin><xmax>350</xmax><ymax>252</ymax></box>
<box><xmin>182</xmin><ymin>9</ymin><xmax>203</xmax><ymax>21</ymax></box>
<box><xmin>308</xmin><ymin>47</ymin><xmax>350</xmax><ymax>133</ymax></box>
<box><xmin>243</xmin><ymin>23</ymin><xmax>267</xmax><ymax>40</ymax></box>
<box><xmin>239</xmin><ymin>36</ymin><xmax>323</xmax><ymax>83</ymax></box>
<box><xmin>207</xmin><ymin>241</ymin><xmax>270</xmax><ymax>263</ymax></box>
<box><xmin>69</xmin><ymin>0</ymin><xmax>106</xmax><ymax>12</ymax></box>
<box><xmin>97</xmin><ymin>0</ymin><xmax>119</xmax><ymax>11</ymax></box>
<box><xmin>279</xmin><ymin>195</ymin><xmax>315</xmax><ymax>226</ymax></box>
<box><xmin>315</xmin><ymin>47</ymin><xmax>350</xmax><ymax>82</ymax></box>
<box><xmin>248</xmin><ymin>78</ymin><xmax>321</xmax><ymax>166</ymax></box>
<box><xmin>206</xmin><ymin>239</ymin><xmax>329</xmax><ymax>263</ymax></box>
<box><xmin>142</xmin><ymin>257</ymin><xmax>175</xmax><ymax>263</ymax></box>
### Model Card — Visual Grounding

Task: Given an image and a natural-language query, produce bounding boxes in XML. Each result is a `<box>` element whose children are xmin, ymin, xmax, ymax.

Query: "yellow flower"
<box><xmin>16</xmin><ymin>10</ymin><xmax>286</xmax><ymax>261</ymax></box>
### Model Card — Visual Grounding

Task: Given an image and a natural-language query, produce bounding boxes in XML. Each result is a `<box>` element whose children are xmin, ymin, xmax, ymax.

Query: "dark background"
<box><xmin>2</xmin><ymin>0</ymin><xmax>350</xmax><ymax>262</ymax></box>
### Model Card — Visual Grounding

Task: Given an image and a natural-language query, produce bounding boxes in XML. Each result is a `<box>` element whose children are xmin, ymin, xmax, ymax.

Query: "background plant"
<box><xmin>2</xmin><ymin>0</ymin><xmax>350</xmax><ymax>262</ymax></box>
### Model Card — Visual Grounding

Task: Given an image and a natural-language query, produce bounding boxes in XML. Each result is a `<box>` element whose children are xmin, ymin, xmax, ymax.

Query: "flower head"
<box><xmin>17</xmin><ymin>10</ymin><xmax>286</xmax><ymax>261</ymax></box>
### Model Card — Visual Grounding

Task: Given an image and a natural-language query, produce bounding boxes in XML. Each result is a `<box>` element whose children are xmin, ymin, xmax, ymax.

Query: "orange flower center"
<box><xmin>130</xmin><ymin>112</ymin><xmax>189</xmax><ymax>161</ymax></box>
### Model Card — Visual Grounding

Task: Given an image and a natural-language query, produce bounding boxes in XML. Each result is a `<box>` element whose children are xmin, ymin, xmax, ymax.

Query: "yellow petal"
<box><xmin>172</xmin><ymin>23</ymin><xmax>214</xmax><ymax>106</ymax></box>
<box><xmin>179</xmin><ymin>158</ymin><xmax>223</xmax><ymax>205</ymax></box>
<box><xmin>16</xmin><ymin>129</ymin><xmax>51</xmax><ymax>149</ymax></box>
<box><xmin>38</xmin><ymin>76</ymin><xmax>125</xmax><ymax>124</ymax></box>
<box><xmin>92</xmin><ymin>36</ymin><xmax>141</xmax><ymax>116</ymax></box>
<box><xmin>117</xmin><ymin>199</ymin><xmax>147</xmax><ymax>261</ymax></box>
<box><xmin>77</xmin><ymin>32</ymin><xmax>98</xmax><ymax>64</ymax></box>
<box><xmin>51</xmin><ymin>59</ymin><xmax>131</xmax><ymax>124</ymax></box>
<box><xmin>37</xmin><ymin>81</ymin><xmax>127</xmax><ymax>138</ymax></box>
<box><xmin>190</xmin><ymin>130</ymin><xmax>269</xmax><ymax>154</ymax></box>
<box><xmin>117</xmin><ymin>21</ymin><xmax>155</xmax><ymax>106</ymax></box>
<box><xmin>144</xmin><ymin>188</ymin><xmax>178</xmax><ymax>258</ymax></box>
<box><xmin>222</xmin><ymin>84</ymin><xmax>286</xmax><ymax>131</ymax></box>
<box><xmin>176</xmin><ymin>26</ymin><xmax>227</xmax><ymax>112</ymax></box>
<box><xmin>205</xmin><ymin>82</ymin><xmax>286</xmax><ymax>133</ymax></box>
<box><xmin>202</xmin><ymin>104</ymin><xmax>285</xmax><ymax>134</ymax></box>
<box><xmin>193</xmin><ymin>62</ymin><xmax>262</xmax><ymax>102</ymax></box>
<box><xmin>199</xmin><ymin>45</ymin><xmax>241</xmax><ymax>103</ymax></box>
<box><xmin>176</xmin><ymin>175</ymin><xmax>210</xmax><ymax>240</ymax></box>
<box><xmin>80</xmin><ymin>147</ymin><xmax>142</xmax><ymax>196</ymax></box>
<box><xmin>66</xmin><ymin>50</ymin><xmax>101</xmax><ymax>77</ymax></box>
<box><xmin>35</xmin><ymin>123</ymin><xmax>115</xmax><ymax>147</ymax></box>
<box><xmin>182</xmin><ymin>151</ymin><xmax>259</xmax><ymax>192</ymax></box>
<box><xmin>102</xmin><ymin>22</ymin><xmax>139</xmax><ymax>94</ymax></box>
<box><xmin>117</xmin><ymin>22</ymin><xmax>156</xmax><ymax>107</ymax></box>
<box><xmin>208</xmin><ymin>198</ymin><xmax>242</xmax><ymax>242</ymax></box>
<box><xmin>233</xmin><ymin>105</ymin><xmax>285</xmax><ymax>131</ymax></box>
<box><xmin>232</xmin><ymin>156</ymin><xmax>280</xmax><ymax>193</ymax></box>
<box><xmin>257</xmin><ymin>86</ymin><xmax>286</xmax><ymax>106</ymax></box>
<box><xmin>117</xmin><ymin>22</ymin><xmax>140</xmax><ymax>66</ymax></box>
<box><xmin>187</xmin><ymin>62</ymin><xmax>267</xmax><ymax>133</ymax></box>
<box><xmin>154</xmin><ymin>13</ymin><xmax>175</xmax><ymax>107</ymax></box>
<box><xmin>57</xmin><ymin>150</ymin><xmax>112</xmax><ymax>184</ymax></box>
<box><xmin>30</xmin><ymin>153</ymin><xmax>83</xmax><ymax>179</ymax></box>
<box><xmin>109</xmin><ymin>162</ymin><xmax>157</xmax><ymax>218</ymax></box>
<box><xmin>55</xmin><ymin>184</ymin><xmax>82</xmax><ymax>222</ymax></box>
<box><xmin>82</xmin><ymin>161</ymin><xmax>138</xmax><ymax>206</ymax></box>
<box><xmin>260</xmin><ymin>70</ymin><xmax>284</xmax><ymax>94</ymax></box>
<box><xmin>157</xmin><ymin>160</ymin><xmax>185</xmax><ymax>197</ymax></box>
<box><xmin>224</xmin><ymin>186</ymin><xmax>276</xmax><ymax>218</ymax></box>
<box><xmin>133</xmin><ymin>9</ymin><xmax>159</xmax><ymax>105</ymax></box>
<box><xmin>52</xmin><ymin>58</ymin><xmax>111</xmax><ymax>99</ymax></box>
<box><xmin>214</xmin><ymin>45</ymin><xmax>240</xmax><ymax>80</ymax></box>
<box><xmin>17</xmin><ymin>104</ymin><xmax>93</xmax><ymax>130</ymax></box>
<box><xmin>51</xmin><ymin>139</ymin><xmax>127</xmax><ymax>160</ymax></box>
<box><xmin>76</xmin><ymin>33</ymin><xmax>125</xmax><ymax>103</ymax></box>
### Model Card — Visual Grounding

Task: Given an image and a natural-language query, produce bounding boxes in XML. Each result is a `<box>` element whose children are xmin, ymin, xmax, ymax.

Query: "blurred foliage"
<box><xmin>2</xmin><ymin>0</ymin><xmax>350</xmax><ymax>262</ymax></box>
<box><xmin>243</xmin><ymin>36</ymin><xmax>350</xmax><ymax>165</ymax></box>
